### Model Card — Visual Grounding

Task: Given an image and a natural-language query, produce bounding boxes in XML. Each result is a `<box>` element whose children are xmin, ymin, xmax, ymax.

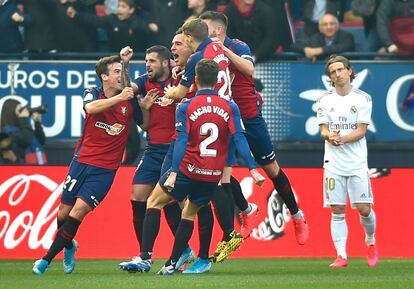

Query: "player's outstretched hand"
<box><xmin>164</xmin><ymin>172</ymin><xmax>177</xmax><ymax>192</ymax></box>
<box><xmin>120</xmin><ymin>87</ymin><xmax>134</xmax><ymax>101</ymax></box>
<box><xmin>250</xmin><ymin>169</ymin><xmax>265</xmax><ymax>186</ymax></box>
<box><xmin>140</xmin><ymin>88</ymin><xmax>159</xmax><ymax>110</ymax></box>
<box><xmin>120</xmin><ymin>46</ymin><xmax>133</xmax><ymax>63</ymax></box>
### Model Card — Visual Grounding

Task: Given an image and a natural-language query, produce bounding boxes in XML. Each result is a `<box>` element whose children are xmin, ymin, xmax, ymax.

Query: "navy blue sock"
<box><xmin>197</xmin><ymin>204</ymin><xmax>213</xmax><ymax>259</ymax></box>
<box><xmin>169</xmin><ymin>219</ymin><xmax>194</xmax><ymax>263</ymax></box>
<box><xmin>163</xmin><ymin>201</ymin><xmax>181</xmax><ymax>234</ymax></box>
<box><xmin>140</xmin><ymin>208</ymin><xmax>161</xmax><ymax>260</ymax></box>
<box><xmin>230</xmin><ymin>176</ymin><xmax>249</xmax><ymax>211</ymax></box>
<box><xmin>43</xmin><ymin>216</ymin><xmax>81</xmax><ymax>263</ymax></box>
<box><xmin>211</xmin><ymin>185</ymin><xmax>234</xmax><ymax>240</ymax></box>
<box><xmin>271</xmin><ymin>169</ymin><xmax>298</xmax><ymax>215</ymax></box>
<box><xmin>131</xmin><ymin>200</ymin><xmax>147</xmax><ymax>249</ymax></box>
<box><xmin>56</xmin><ymin>217</ymin><xmax>72</xmax><ymax>249</ymax></box>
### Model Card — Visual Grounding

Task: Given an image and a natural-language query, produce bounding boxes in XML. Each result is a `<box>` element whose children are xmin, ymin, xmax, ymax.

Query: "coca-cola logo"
<box><xmin>0</xmin><ymin>174</ymin><xmax>62</xmax><ymax>250</ymax></box>
<box><xmin>251</xmin><ymin>189</ymin><xmax>290</xmax><ymax>241</ymax></box>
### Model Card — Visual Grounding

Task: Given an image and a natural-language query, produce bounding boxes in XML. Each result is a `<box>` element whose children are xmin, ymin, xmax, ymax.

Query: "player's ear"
<box><xmin>101</xmin><ymin>73</ymin><xmax>109</xmax><ymax>81</ymax></box>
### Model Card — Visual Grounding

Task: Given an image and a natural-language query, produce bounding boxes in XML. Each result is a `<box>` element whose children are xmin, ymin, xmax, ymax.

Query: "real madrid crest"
<box><xmin>350</xmin><ymin>105</ymin><xmax>357</xmax><ymax>113</ymax></box>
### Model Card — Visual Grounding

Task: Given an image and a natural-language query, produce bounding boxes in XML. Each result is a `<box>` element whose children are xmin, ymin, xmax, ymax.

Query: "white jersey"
<box><xmin>316</xmin><ymin>87</ymin><xmax>372</xmax><ymax>176</ymax></box>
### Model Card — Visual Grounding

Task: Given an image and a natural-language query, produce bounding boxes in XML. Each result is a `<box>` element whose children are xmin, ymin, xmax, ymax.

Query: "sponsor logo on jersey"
<box><xmin>155</xmin><ymin>96</ymin><xmax>175</xmax><ymax>107</ymax></box>
<box><xmin>95</xmin><ymin>121</ymin><xmax>125</xmax><ymax>136</ymax></box>
<box><xmin>186</xmin><ymin>164</ymin><xmax>222</xmax><ymax>176</ymax></box>
<box><xmin>121</xmin><ymin>106</ymin><xmax>127</xmax><ymax>115</ymax></box>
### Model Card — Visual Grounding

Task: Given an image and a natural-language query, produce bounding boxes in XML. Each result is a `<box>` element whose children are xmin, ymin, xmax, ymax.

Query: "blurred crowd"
<box><xmin>0</xmin><ymin>98</ymin><xmax>47</xmax><ymax>164</ymax></box>
<box><xmin>0</xmin><ymin>0</ymin><xmax>413</xmax><ymax>61</ymax></box>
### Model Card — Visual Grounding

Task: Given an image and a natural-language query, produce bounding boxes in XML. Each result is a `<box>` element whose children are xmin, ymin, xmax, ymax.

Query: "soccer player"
<box><xmin>118</xmin><ymin>45</ymin><xmax>190</xmax><ymax>270</ymax></box>
<box><xmin>32</xmin><ymin>54</ymin><xmax>154</xmax><ymax>275</ymax></box>
<box><xmin>164</xmin><ymin>17</ymin><xmax>231</xmax><ymax>100</ymax></box>
<box><xmin>170</xmin><ymin>28</ymin><xmax>246</xmax><ymax>269</ymax></box>
<box><xmin>200</xmin><ymin>11</ymin><xmax>309</xmax><ymax>245</ymax></box>
<box><xmin>316</xmin><ymin>55</ymin><xmax>378</xmax><ymax>268</ymax></box>
<box><xmin>126</xmin><ymin>59</ymin><xmax>265</xmax><ymax>275</ymax></box>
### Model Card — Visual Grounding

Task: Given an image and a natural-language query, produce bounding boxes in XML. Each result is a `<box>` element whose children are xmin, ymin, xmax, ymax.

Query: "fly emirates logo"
<box><xmin>189</xmin><ymin>105</ymin><xmax>229</xmax><ymax>122</ymax></box>
<box><xmin>95</xmin><ymin>121</ymin><xmax>125</xmax><ymax>136</ymax></box>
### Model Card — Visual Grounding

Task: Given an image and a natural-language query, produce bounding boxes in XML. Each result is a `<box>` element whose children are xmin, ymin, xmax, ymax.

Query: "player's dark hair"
<box><xmin>182</xmin><ymin>18</ymin><xmax>208</xmax><ymax>42</ymax></box>
<box><xmin>325</xmin><ymin>54</ymin><xmax>356</xmax><ymax>86</ymax></box>
<box><xmin>199</xmin><ymin>11</ymin><xmax>228</xmax><ymax>30</ymax></box>
<box><xmin>196</xmin><ymin>59</ymin><xmax>218</xmax><ymax>88</ymax></box>
<box><xmin>95</xmin><ymin>55</ymin><xmax>121</xmax><ymax>83</ymax></box>
<box><xmin>146</xmin><ymin>45</ymin><xmax>172</xmax><ymax>61</ymax></box>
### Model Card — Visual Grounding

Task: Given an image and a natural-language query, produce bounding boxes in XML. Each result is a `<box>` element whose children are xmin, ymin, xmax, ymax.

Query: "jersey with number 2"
<box><xmin>176</xmin><ymin>89</ymin><xmax>244</xmax><ymax>182</ymax></box>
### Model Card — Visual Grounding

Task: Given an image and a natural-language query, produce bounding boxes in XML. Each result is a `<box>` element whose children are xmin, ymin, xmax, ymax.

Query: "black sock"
<box><xmin>197</xmin><ymin>204</ymin><xmax>213</xmax><ymax>259</ymax></box>
<box><xmin>140</xmin><ymin>208</ymin><xmax>161</xmax><ymax>260</ymax></box>
<box><xmin>131</xmin><ymin>200</ymin><xmax>147</xmax><ymax>249</ymax></box>
<box><xmin>230</xmin><ymin>176</ymin><xmax>249</xmax><ymax>211</ymax></box>
<box><xmin>56</xmin><ymin>217</ymin><xmax>73</xmax><ymax>249</ymax></box>
<box><xmin>163</xmin><ymin>201</ymin><xmax>182</xmax><ymax>234</ymax></box>
<box><xmin>271</xmin><ymin>169</ymin><xmax>298</xmax><ymax>215</ymax></box>
<box><xmin>211</xmin><ymin>185</ymin><xmax>234</xmax><ymax>240</ymax></box>
<box><xmin>169</xmin><ymin>219</ymin><xmax>194</xmax><ymax>263</ymax></box>
<box><xmin>43</xmin><ymin>216</ymin><xmax>81</xmax><ymax>263</ymax></box>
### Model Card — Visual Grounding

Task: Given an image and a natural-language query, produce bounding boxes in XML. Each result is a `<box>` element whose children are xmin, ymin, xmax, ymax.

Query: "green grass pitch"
<box><xmin>1</xmin><ymin>258</ymin><xmax>413</xmax><ymax>289</ymax></box>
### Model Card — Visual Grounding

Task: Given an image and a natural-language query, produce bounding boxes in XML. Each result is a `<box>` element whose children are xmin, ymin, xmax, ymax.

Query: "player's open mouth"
<box><xmin>173</xmin><ymin>53</ymin><xmax>179</xmax><ymax>60</ymax></box>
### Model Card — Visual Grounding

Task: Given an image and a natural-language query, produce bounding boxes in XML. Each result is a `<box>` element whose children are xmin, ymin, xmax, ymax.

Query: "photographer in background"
<box><xmin>0</xmin><ymin>98</ymin><xmax>47</xmax><ymax>165</ymax></box>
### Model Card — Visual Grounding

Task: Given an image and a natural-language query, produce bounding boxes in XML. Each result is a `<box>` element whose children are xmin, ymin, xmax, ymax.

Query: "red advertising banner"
<box><xmin>0</xmin><ymin>166</ymin><xmax>412</xmax><ymax>259</ymax></box>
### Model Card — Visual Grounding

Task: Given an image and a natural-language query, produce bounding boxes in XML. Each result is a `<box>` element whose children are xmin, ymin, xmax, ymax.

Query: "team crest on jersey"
<box><xmin>121</xmin><ymin>106</ymin><xmax>127</xmax><ymax>115</ymax></box>
<box><xmin>155</xmin><ymin>96</ymin><xmax>175</xmax><ymax>106</ymax></box>
<box><xmin>95</xmin><ymin>121</ymin><xmax>125</xmax><ymax>136</ymax></box>
<box><xmin>317</xmin><ymin>107</ymin><xmax>325</xmax><ymax>117</ymax></box>
<box><xmin>350</xmin><ymin>105</ymin><xmax>357</xmax><ymax>113</ymax></box>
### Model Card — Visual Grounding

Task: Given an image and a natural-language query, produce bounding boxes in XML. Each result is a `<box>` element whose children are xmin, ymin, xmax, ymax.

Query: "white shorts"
<box><xmin>323</xmin><ymin>169</ymin><xmax>373</xmax><ymax>208</ymax></box>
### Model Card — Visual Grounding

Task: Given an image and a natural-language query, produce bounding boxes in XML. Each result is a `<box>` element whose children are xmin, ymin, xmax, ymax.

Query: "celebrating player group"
<box><xmin>33</xmin><ymin>10</ymin><xmax>383</xmax><ymax>276</ymax></box>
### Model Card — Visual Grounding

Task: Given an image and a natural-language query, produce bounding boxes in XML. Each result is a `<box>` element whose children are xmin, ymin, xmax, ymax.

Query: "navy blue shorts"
<box><xmin>133</xmin><ymin>144</ymin><xmax>170</xmax><ymax>185</ymax></box>
<box><xmin>60</xmin><ymin>159</ymin><xmax>117</xmax><ymax>209</ymax></box>
<box><xmin>160</xmin><ymin>141</ymin><xmax>174</xmax><ymax>176</ymax></box>
<box><xmin>243</xmin><ymin>114</ymin><xmax>276</xmax><ymax>166</ymax></box>
<box><xmin>158</xmin><ymin>169</ymin><xmax>218</xmax><ymax>207</ymax></box>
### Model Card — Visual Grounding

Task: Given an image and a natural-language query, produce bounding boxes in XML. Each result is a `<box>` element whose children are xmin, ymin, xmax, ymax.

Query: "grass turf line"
<box><xmin>1</xmin><ymin>258</ymin><xmax>413</xmax><ymax>289</ymax></box>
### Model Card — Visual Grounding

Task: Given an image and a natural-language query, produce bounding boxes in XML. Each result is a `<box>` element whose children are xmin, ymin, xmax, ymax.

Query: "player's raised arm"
<box><xmin>120</xmin><ymin>46</ymin><xmax>133</xmax><ymax>88</ymax></box>
<box><xmin>85</xmin><ymin>87</ymin><xmax>134</xmax><ymax>115</ymax></box>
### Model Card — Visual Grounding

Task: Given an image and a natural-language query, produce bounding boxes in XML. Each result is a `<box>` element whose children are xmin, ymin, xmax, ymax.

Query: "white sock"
<box><xmin>360</xmin><ymin>209</ymin><xmax>376</xmax><ymax>245</ymax></box>
<box><xmin>331</xmin><ymin>213</ymin><xmax>348</xmax><ymax>259</ymax></box>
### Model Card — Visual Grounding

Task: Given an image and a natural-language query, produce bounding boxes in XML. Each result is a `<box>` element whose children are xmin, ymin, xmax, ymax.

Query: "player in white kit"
<box><xmin>316</xmin><ymin>55</ymin><xmax>378</xmax><ymax>268</ymax></box>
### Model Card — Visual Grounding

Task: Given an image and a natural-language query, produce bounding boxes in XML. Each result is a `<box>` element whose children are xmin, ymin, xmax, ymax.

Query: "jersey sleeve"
<box><xmin>228</xmin><ymin>101</ymin><xmax>256</xmax><ymax>170</ymax></box>
<box><xmin>316</xmin><ymin>95</ymin><xmax>329</xmax><ymax>125</ymax></box>
<box><xmin>130</xmin><ymin>97</ymin><xmax>143</xmax><ymax>126</ymax></box>
<box><xmin>83</xmin><ymin>87</ymin><xmax>99</xmax><ymax>107</ymax></box>
<box><xmin>357</xmin><ymin>96</ymin><xmax>372</xmax><ymax>125</ymax></box>
<box><xmin>133</xmin><ymin>75</ymin><xmax>147</xmax><ymax>95</ymax></box>
<box><xmin>228</xmin><ymin>101</ymin><xmax>245</xmax><ymax>134</ymax></box>
<box><xmin>180</xmin><ymin>53</ymin><xmax>200</xmax><ymax>88</ymax></box>
<box><xmin>170</xmin><ymin>102</ymin><xmax>190</xmax><ymax>172</ymax></box>
<box><xmin>232</xmin><ymin>40</ymin><xmax>254</xmax><ymax>63</ymax></box>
